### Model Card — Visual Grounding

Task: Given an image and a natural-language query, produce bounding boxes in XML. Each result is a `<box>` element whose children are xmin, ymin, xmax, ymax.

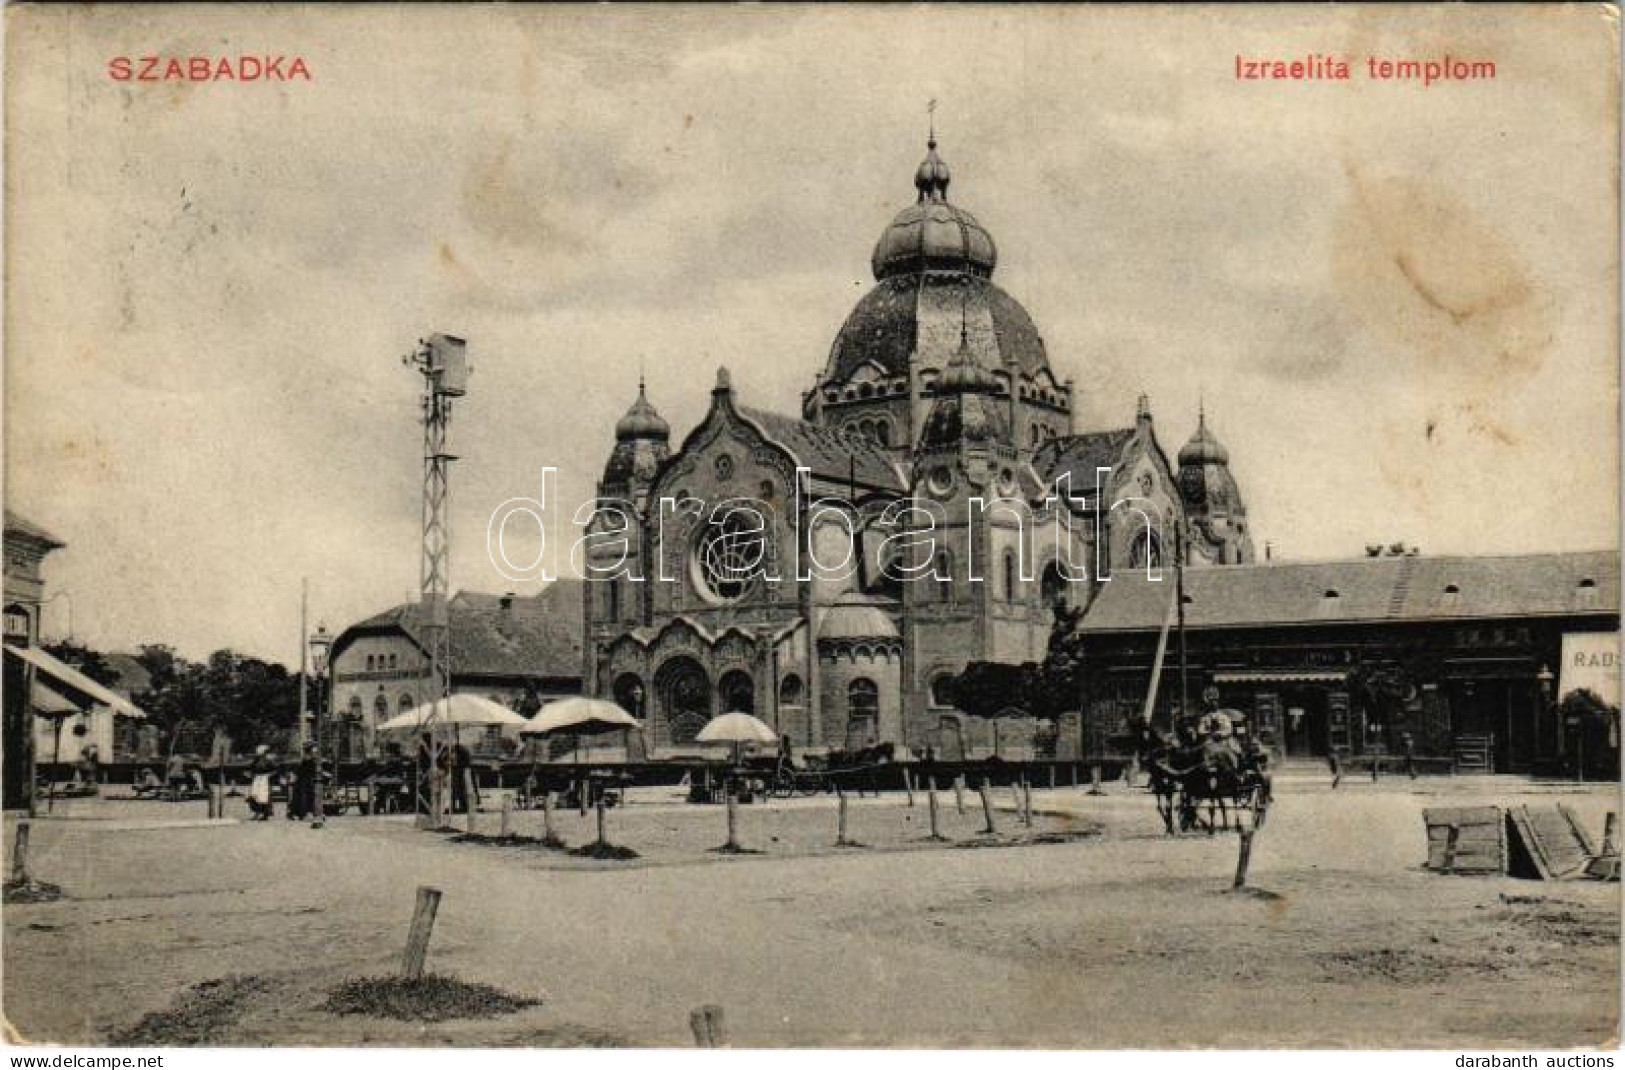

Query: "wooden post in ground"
<box><xmin>596</xmin><ymin>793</ymin><xmax>609</xmax><ymax>846</ymax></box>
<box><xmin>217</xmin><ymin>754</ymin><xmax>227</xmax><ymax>818</ymax></box>
<box><xmin>1049</xmin><ymin>765</ymin><xmax>1056</xmax><ymax>790</ymax></box>
<box><xmin>927</xmin><ymin>776</ymin><xmax>943</xmax><ymax>839</ymax></box>
<box><xmin>365</xmin><ymin>774</ymin><xmax>377</xmax><ymax>816</ymax></box>
<box><xmin>725</xmin><ymin>784</ymin><xmax>739</xmax><ymax>850</ymax></box>
<box><xmin>979</xmin><ymin>779</ymin><xmax>998</xmax><ymax>835</ymax></box>
<box><xmin>1603</xmin><ymin>812</ymin><xmax>1619</xmax><ymax>855</ymax></box>
<box><xmin>542</xmin><ymin>790</ymin><xmax>556</xmax><ymax>842</ymax></box>
<box><xmin>401</xmin><ymin>885</ymin><xmax>442</xmax><ymax>981</ymax></box>
<box><xmin>689</xmin><ymin>1004</ymin><xmax>726</xmax><ymax>1047</ymax></box>
<box><xmin>1009</xmin><ymin>781</ymin><xmax>1024</xmax><ymax>825</ymax></box>
<box><xmin>1089</xmin><ymin>763</ymin><xmax>1103</xmax><ymax>796</ymax></box>
<box><xmin>1070</xmin><ymin>764</ymin><xmax>1078</xmax><ymax>789</ymax></box>
<box><xmin>499</xmin><ymin>793</ymin><xmax>513</xmax><ymax>838</ymax></box>
<box><xmin>836</xmin><ymin>788</ymin><xmax>850</xmax><ymax>846</ymax></box>
<box><xmin>578</xmin><ymin>775</ymin><xmax>587</xmax><ymax>817</ymax></box>
<box><xmin>1233</xmin><ymin>829</ymin><xmax>1255</xmax><ymax>890</ymax></box>
<box><xmin>11</xmin><ymin>822</ymin><xmax>29</xmax><ymax>883</ymax></box>
<box><xmin>903</xmin><ymin>767</ymin><xmax>915</xmax><ymax>807</ymax></box>
<box><xmin>1022</xmin><ymin>778</ymin><xmax>1034</xmax><ymax>827</ymax></box>
<box><xmin>953</xmin><ymin>775</ymin><xmax>966</xmax><ymax>815</ymax></box>
<box><xmin>464</xmin><ymin>769</ymin><xmax>478</xmax><ymax>834</ymax></box>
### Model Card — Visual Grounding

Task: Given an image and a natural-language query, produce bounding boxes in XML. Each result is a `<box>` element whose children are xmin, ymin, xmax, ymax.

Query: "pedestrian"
<box><xmin>164</xmin><ymin>751</ymin><xmax>189</xmax><ymax>801</ymax></box>
<box><xmin>288</xmin><ymin>743</ymin><xmax>317</xmax><ymax>820</ymax></box>
<box><xmin>451</xmin><ymin>741</ymin><xmax>475</xmax><ymax>814</ymax></box>
<box><xmin>1327</xmin><ymin>749</ymin><xmax>1342</xmax><ymax>790</ymax></box>
<box><xmin>248</xmin><ymin>744</ymin><xmax>276</xmax><ymax>820</ymax></box>
<box><xmin>1402</xmin><ymin>731</ymin><xmax>1417</xmax><ymax>780</ymax></box>
<box><xmin>74</xmin><ymin>744</ymin><xmax>100</xmax><ymax>796</ymax></box>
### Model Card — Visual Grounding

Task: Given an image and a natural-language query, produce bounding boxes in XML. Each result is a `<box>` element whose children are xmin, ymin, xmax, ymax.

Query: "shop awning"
<box><xmin>4</xmin><ymin>644</ymin><xmax>146</xmax><ymax>718</ymax></box>
<box><xmin>31</xmin><ymin>681</ymin><xmax>79</xmax><ymax>717</ymax></box>
<box><xmin>1211</xmin><ymin>669</ymin><xmax>1348</xmax><ymax>685</ymax></box>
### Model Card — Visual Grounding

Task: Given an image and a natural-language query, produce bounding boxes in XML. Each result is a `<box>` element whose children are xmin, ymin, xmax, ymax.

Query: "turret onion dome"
<box><xmin>1177</xmin><ymin>410</ymin><xmax>1243</xmax><ymax>513</ymax></box>
<box><xmin>817</xmin><ymin>590</ymin><xmax>901</xmax><ymax>640</ymax></box>
<box><xmin>872</xmin><ymin>138</ymin><xmax>998</xmax><ymax>281</ymax></box>
<box><xmin>1177</xmin><ymin>411</ymin><xmax>1230</xmax><ymax>467</ymax></box>
<box><xmin>614</xmin><ymin>379</ymin><xmax>670</xmax><ymax>441</ymax></box>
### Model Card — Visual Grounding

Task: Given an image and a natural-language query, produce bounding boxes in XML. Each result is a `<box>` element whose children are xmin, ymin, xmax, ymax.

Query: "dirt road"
<box><xmin>2</xmin><ymin>777</ymin><xmax>1617</xmax><ymax>1047</ymax></box>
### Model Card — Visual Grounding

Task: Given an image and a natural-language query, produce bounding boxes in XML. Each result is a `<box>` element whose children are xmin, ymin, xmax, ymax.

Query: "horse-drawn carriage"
<box><xmin>1132</xmin><ymin>718</ymin><xmax>1272</xmax><ymax>835</ymax></box>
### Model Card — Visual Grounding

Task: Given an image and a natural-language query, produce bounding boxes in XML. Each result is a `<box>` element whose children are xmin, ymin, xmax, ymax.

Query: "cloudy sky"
<box><xmin>6</xmin><ymin>4</ymin><xmax>1618</xmax><ymax>663</ymax></box>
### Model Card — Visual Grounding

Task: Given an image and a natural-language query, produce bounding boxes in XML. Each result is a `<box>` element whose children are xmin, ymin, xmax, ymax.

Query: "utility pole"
<box><xmin>298</xmin><ymin>579</ymin><xmax>309</xmax><ymax>749</ymax></box>
<box><xmin>1176</xmin><ymin>525</ymin><xmax>1188</xmax><ymax>730</ymax></box>
<box><xmin>405</xmin><ymin>334</ymin><xmax>468</xmax><ymax>828</ymax></box>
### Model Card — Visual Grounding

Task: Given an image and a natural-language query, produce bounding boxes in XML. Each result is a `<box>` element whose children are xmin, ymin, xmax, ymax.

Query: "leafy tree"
<box><xmin>131</xmin><ymin>647</ymin><xmax>304</xmax><ymax>756</ymax></box>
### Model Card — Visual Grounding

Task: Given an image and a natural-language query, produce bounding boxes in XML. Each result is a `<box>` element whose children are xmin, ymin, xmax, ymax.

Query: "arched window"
<box><xmin>779</xmin><ymin>674</ymin><xmax>804</xmax><ymax>707</ymax></box>
<box><xmin>388</xmin><ymin>654</ymin><xmax>397</xmax><ymax>670</ymax></box>
<box><xmin>398</xmin><ymin>693</ymin><xmax>413</xmax><ymax>715</ymax></box>
<box><xmin>612</xmin><ymin>673</ymin><xmax>645</xmax><ymax>718</ymax></box>
<box><xmin>719</xmin><ymin>669</ymin><xmax>755</xmax><ymax>715</ymax></box>
<box><xmin>874</xmin><ymin>421</ymin><xmax>892</xmax><ymax>448</ymax></box>
<box><xmin>1041</xmin><ymin>560</ymin><xmax>1068</xmax><ymax>609</ymax></box>
<box><xmin>349</xmin><ymin>696</ymin><xmax>364</xmax><ymax>721</ymax></box>
<box><xmin>366</xmin><ymin>655</ymin><xmax>375</xmax><ymax>671</ymax></box>
<box><xmin>847</xmin><ymin>678</ymin><xmax>879</xmax><ymax>747</ymax></box>
<box><xmin>373</xmin><ymin>693</ymin><xmax>388</xmax><ymax>722</ymax></box>
<box><xmin>1129</xmin><ymin>531</ymin><xmax>1162</xmax><ymax>571</ymax></box>
<box><xmin>930</xmin><ymin>674</ymin><xmax>956</xmax><ymax>709</ymax></box>
<box><xmin>1003</xmin><ymin>551</ymin><xmax>1019</xmax><ymax>603</ymax></box>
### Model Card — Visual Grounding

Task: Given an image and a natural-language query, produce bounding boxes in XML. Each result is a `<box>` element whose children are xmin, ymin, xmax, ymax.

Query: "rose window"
<box><xmin>694</xmin><ymin>507</ymin><xmax>769</xmax><ymax>603</ymax></box>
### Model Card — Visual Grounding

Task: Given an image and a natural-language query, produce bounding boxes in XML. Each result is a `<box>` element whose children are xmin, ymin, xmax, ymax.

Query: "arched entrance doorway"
<box><xmin>718</xmin><ymin>669</ymin><xmax>755</xmax><ymax>716</ymax></box>
<box><xmin>655</xmin><ymin>657</ymin><xmax>711</xmax><ymax>747</ymax></box>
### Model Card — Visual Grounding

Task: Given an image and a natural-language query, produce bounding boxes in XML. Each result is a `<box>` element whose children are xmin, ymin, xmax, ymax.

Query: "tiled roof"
<box><xmin>101</xmin><ymin>652</ymin><xmax>153</xmax><ymax>697</ymax></box>
<box><xmin>344</xmin><ymin>581</ymin><xmax>584</xmax><ymax>680</ymax></box>
<box><xmin>3</xmin><ymin>510</ymin><xmax>64</xmax><ymax>549</ymax></box>
<box><xmin>1034</xmin><ymin>429</ymin><xmax>1136</xmax><ymax>492</ymax></box>
<box><xmin>1078</xmin><ymin>551</ymin><xmax>1620</xmax><ymax>633</ymax></box>
<box><xmin>823</xmin><ymin>273</ymin><xmax>1049</xmax><ymax>384</ymax></box>
<box><xmin>739</xmin><ymin>407</ymin><xmax>904</xmax><ymax>491</ymax></box>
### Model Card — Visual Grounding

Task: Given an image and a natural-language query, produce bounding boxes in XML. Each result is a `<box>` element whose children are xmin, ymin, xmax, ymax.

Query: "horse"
<box><xmin>1129</xmin><ymin>719</ymin><xmax>1270</xmax><ymax>835</ymax></box>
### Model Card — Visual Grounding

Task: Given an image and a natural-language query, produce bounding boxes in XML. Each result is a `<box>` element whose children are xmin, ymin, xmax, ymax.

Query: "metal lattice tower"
<box><xmin>405</xmin><ymin>333</ymin><xmax>468</xmax><ymax>822</ymax></box>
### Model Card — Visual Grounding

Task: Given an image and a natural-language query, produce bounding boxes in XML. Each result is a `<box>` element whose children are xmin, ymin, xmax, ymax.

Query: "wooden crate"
<box><xmin>1506</xmin><ymin>804</ymin><xmax>1595</xmax><ymax>879</ymax></box>
<box><xmin>1423</xmin><ymin>806</ymin><xmax>1505</xmax><ymax>874</ymax></box>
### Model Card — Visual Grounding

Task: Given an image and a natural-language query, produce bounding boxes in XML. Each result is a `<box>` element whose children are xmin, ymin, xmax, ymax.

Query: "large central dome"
<box><xmin>822</xmin><ymin>137</ymin><xmax>1051</xmax><ymax>386</ymax></box>
<box><xmin>808</xmin><ymin>133</ymin><xmax>1071</xmax><ymax>453</ymax></box>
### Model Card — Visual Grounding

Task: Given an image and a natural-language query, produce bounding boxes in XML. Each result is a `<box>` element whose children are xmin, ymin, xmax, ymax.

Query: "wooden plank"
<box><xmin>1529</xmin><ymin>808</ymin><xmax>1590</xmax><ymax>877</ymax></box>
<box><xmin>1424</xmin><ymin>806</ymin><xmax>1501</xmax><ymax>827</ymax></box>
<box><xmin>1559</xmin><ymin>804</ymin><xmax>1599</xmax><ymax>857</ymax></box>
<box><xmin>1508</xmin><ymin>806</ymin><xmax>1557</xmax><ymax>879</ymax></box>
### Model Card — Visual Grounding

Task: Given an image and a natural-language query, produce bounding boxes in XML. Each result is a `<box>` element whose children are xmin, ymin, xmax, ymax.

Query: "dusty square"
<box><xmin>2</xmin><ymin>776</ymin><xmax>1617</xmax><ymax>1048</ymax></box>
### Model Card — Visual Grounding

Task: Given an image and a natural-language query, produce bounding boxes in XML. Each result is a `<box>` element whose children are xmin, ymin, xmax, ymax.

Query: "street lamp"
<box><xmin>308</xmin><ymin>623</ymin><xmax>332</xmax><ymax>828</ymax></box>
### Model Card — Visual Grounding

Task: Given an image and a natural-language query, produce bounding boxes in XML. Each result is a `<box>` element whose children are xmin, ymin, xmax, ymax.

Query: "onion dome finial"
<box><xmin>614</xmin><ymin>377</ymin><xmax>670</xmax><ymax>442</ymax></box>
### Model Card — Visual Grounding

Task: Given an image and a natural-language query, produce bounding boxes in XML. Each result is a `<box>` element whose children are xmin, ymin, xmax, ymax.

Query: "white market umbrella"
<box><xmin>696</xmin><ymin>711</ymin><xmax>778</xmax><ymax>746</ymax></box>
<box><xmin>521</xmin><ymin>697</ymin><xmax>641</xmax><ymax>769</ymax></box>
<box><xmin>376</xmin><ymin>693</ymin><xmax>531</xmax><ymax>734</ymax></box>
<box><xmin>697</xmin><ymin>711</ymin><xmax>779</xmax><ymax>768</ymax></box>
<box><xmin>520</xmin><ymin>698</ymin><xmax>639</xmax><ymax>738</ymax></box>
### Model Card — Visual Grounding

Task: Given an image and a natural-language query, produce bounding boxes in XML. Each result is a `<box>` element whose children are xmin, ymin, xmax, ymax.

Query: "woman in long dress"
<box><xmin>248</xmin><ymin>745</ymin><xmax>275</xmax><ymax>820</ymax></box>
